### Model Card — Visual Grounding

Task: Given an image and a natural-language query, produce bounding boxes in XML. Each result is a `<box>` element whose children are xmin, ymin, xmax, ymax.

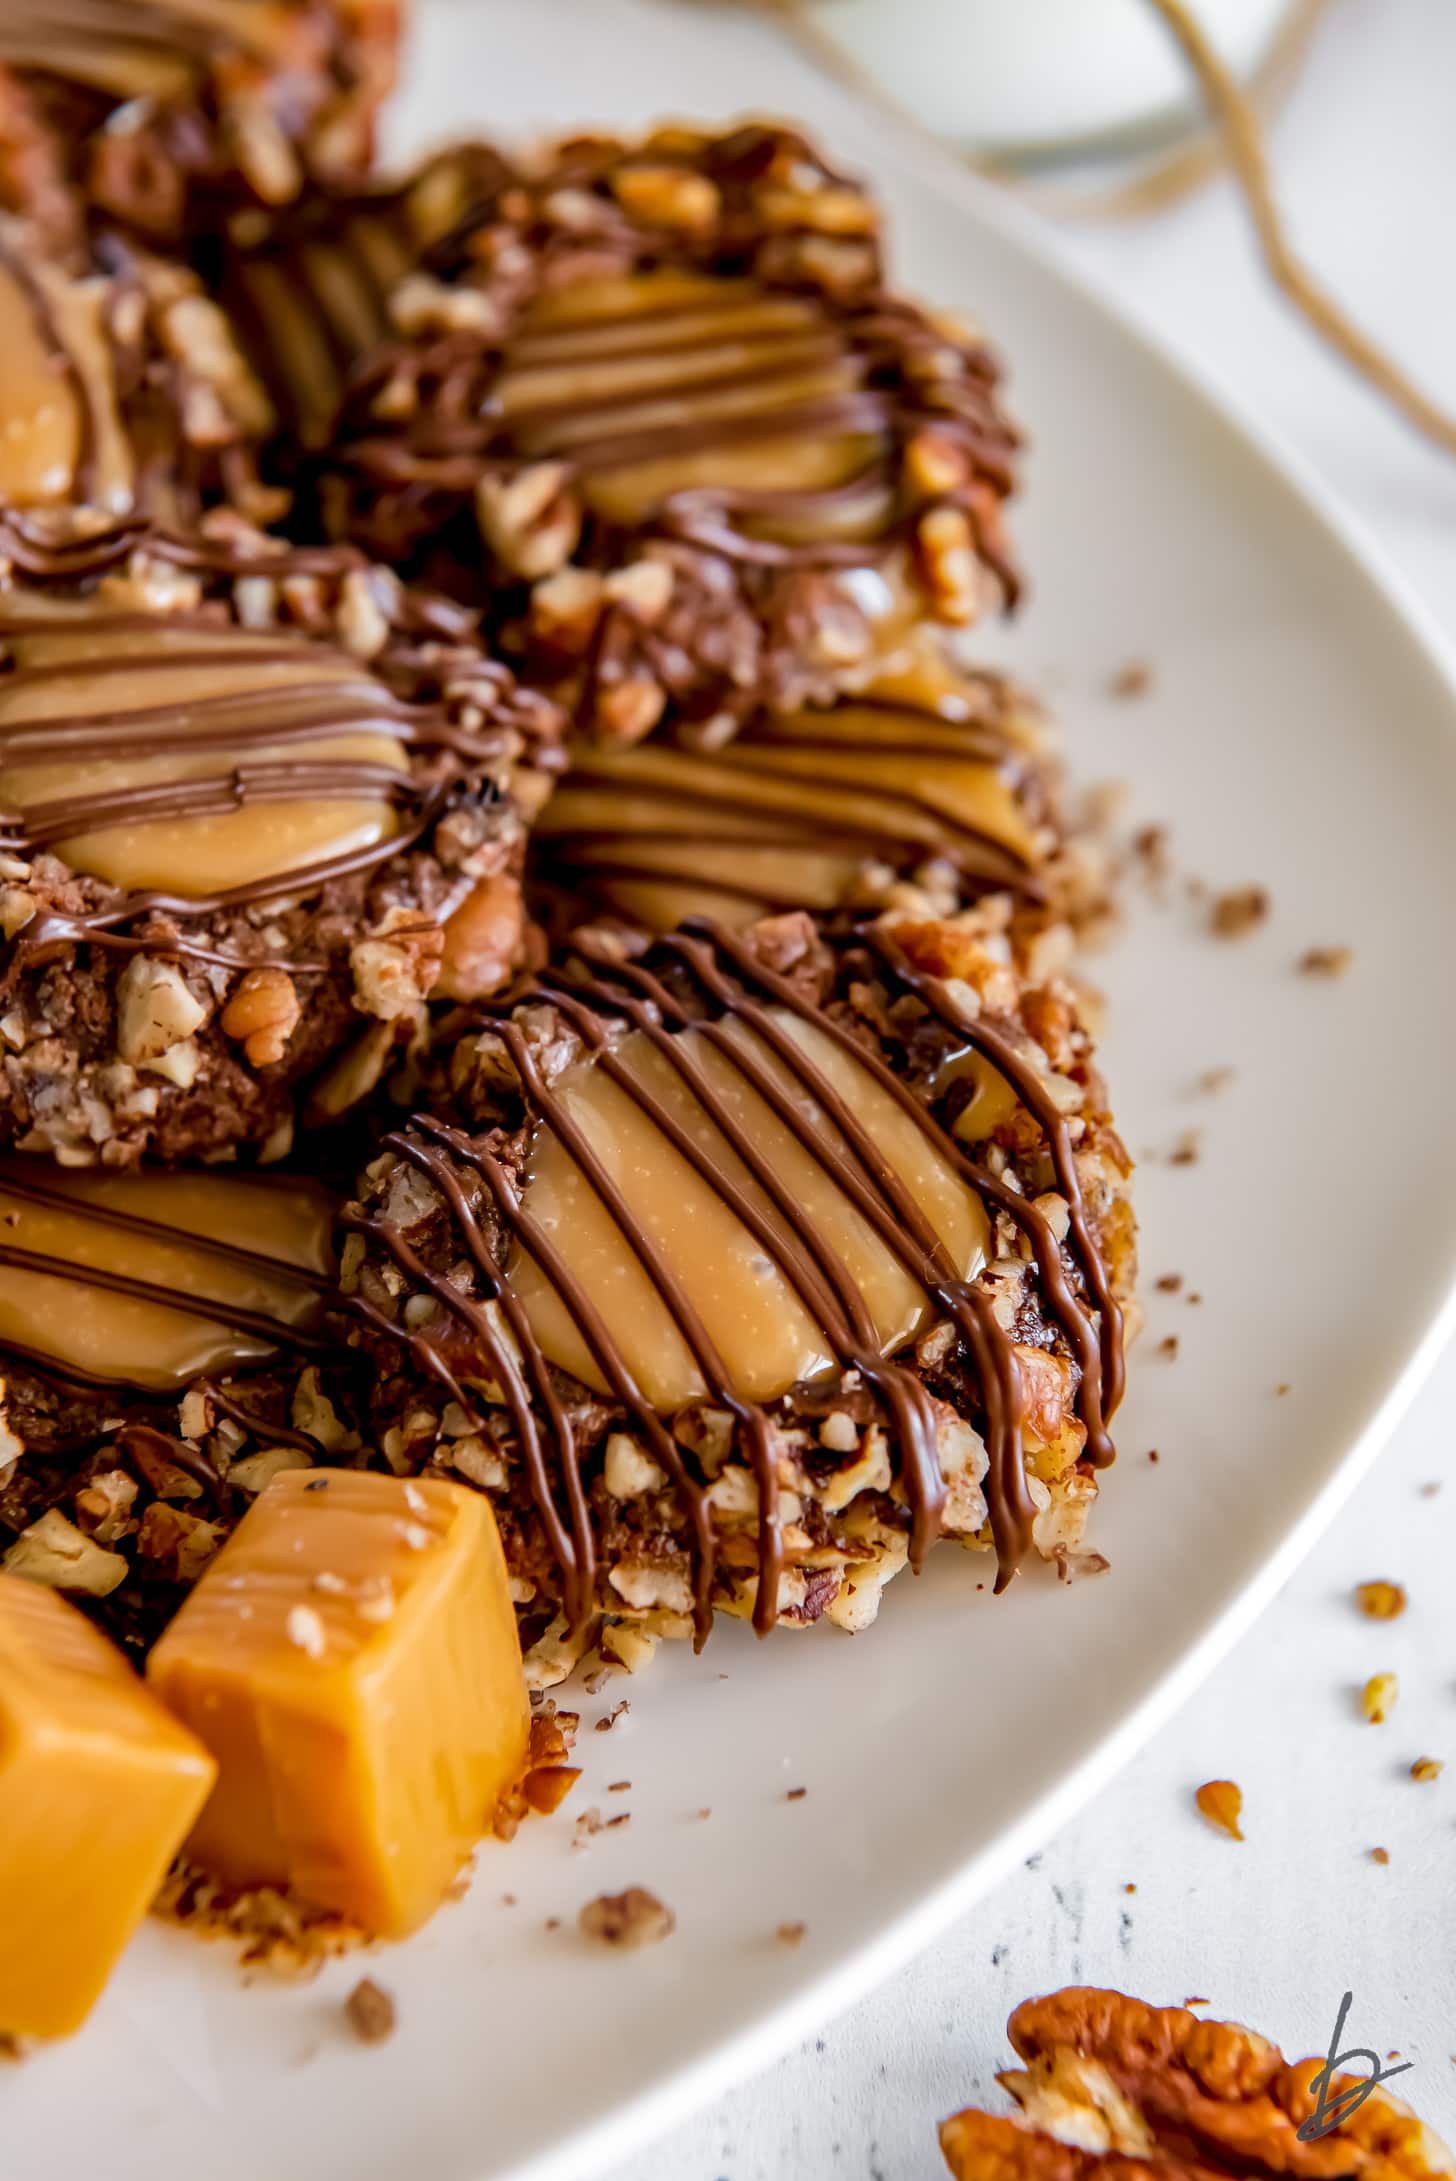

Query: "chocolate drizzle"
<box><xmin>532</xmin><ymin>667</ymin><xmax>1049</xmax><ymax>932</ymax></box>
<box><xmin>0</xmin><ymin>520</ymin><xmax>551</xmax><ymax>991</ymax></box>
<box><xmin>0</xmin><ymin>1160</ymin><xmax>336</xmax><ymax>1380</ymax></box>
<box><xmin>860</xmin><ymin>922</ymin><xmax>1126</xmax><ymax>1417</ymax></box>
<box><xmin>352</xmin><ymin>919</ymin><xmax>1123</xmax><ymax>1646</ymax></box>
<box><xmin>318</xmin><ymin>124</ymin><xmax>1022</xmax><ymax>699</ymax></box>
<box><xmin>339</xmin><ymin>284</ymin><xmax>1018</xmax><ymax>590</ymax></box>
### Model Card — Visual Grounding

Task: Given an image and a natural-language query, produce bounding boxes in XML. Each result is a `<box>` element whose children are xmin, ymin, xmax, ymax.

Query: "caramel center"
<box><xmin>0</xmin><ymin>600</ymin><xmax>410</xmax><ymax>895</ymax></box>
<box><xmin>498</xmin><ymin>272</ymin><xmax>884</xmax><ymax>529</ymax></box>
<box><xmin>0</xmin><ymin>1160</ymin><xmax>334</xmax><ymax>1388</ymax></box>
<box><xmin>512</xmin><ymin>1007</ymin><xmax>987</xmax><ymax>1409</ymax></box>
<box><xmin>535</xmin><ymin>646</ymin><xmax>1041</xmax><ymax>932</ymax></box>
<box><xmin>0</xmin><ymin>258</ymin><xmax>82</xmax><ymax>508</ymax></box>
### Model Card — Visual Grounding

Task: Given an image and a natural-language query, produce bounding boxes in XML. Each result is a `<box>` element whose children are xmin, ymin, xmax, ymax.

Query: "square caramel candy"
<box><xmin>0</xmin><ymin>1575</ymin><xmax>216</xmax><ymax>2040</ymax></box>
<box><xmin>149</xmin><ymin>1470</ymin><xmax>530</xmax><ymax>1937</ymax></box>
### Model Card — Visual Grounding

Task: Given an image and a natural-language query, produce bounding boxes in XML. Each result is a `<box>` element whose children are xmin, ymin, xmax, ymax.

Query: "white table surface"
<box><xmin>579</xmin><ymin>2</ymin><xmax>1456</xmax><ymax>2174</ymax></box>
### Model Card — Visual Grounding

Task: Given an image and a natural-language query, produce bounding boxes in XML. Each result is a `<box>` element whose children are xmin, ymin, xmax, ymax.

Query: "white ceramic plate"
<box><xmin>13</xmin><ymin>5</ymin><xmax>1456</xmax><ymax>2178</ymax></box>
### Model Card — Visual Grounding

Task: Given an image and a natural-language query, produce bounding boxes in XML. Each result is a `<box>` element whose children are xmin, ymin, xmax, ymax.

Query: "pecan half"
<box><xmin>1016</xmin><ymin>1990</ymin><xmax>1442</xmax><ymax>2178</ymax></box>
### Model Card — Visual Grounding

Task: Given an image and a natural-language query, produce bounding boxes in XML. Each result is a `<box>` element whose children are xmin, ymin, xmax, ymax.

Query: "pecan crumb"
<box><xmin>1361</xmin><ymin>1672</ymin><xmax>1398</xmax><ymax>1724</ymax></box>
<box><xmin>1148</xmin><ymin>1449</ymin><xmax>1160</xmax><ymax>1463</ymax></box>
<box><xmin>1371</xmin><ymin>1845</ymin><xmax>1390</xmax><ymax>1864</ymax></box>
<box><xmin>1299</xmin><ymin>945</ymin><xmax>1352</xmax><ymax>978</ymax></box>
<box><xmin>1054</xmin><ymin>1547</ymin><xmax>1110</xmax><ymax>1584</ymax></box>
<box><xmin>1210</xmin><ymin>885</ymin><xmax>1269</xmax><ymax>938</ymax></box>
<box><xmin>1195</xmin><ymin>1779</ymin><xmax>1244</xmax><ymax>1840</ymax></box>
<box><xmin>696</xmin><ymin>1807</ymin><xmax>712</xmax><ymax>1821</ymax></box>
<box><xmin>1108</xmin><ymin>659</ymin><xmax>1153</xmax><ymax>700</ymax></box>
<box><xmin>595</xmin><ymin>1701</ymin><xmax>630</xmax><ymax>1733</ymax></box>
<box><xmin>608</xmin><ymin>1780</ymin><xmax>631</xmax><ymax>1793</ymax></box>
<box><xmin>579</xmin><ymin>1886</ymin><xmax>675</xmax><ymax>1949</ymax></box>
<box><xmin>786</xmin><ymin>1786</ymin><xmax>808</xmax><ymax>1801</ymax></box>
<box><xmin>1355</xmin><ymin>1579</ymin><xmax>1406</xmax><ymax>1621</ymax></box>
<box><xmin>1183</xmin><ymin>1995</ymin><xmax>1211</xmax><ymax>2007</ymax></box>
<box><xmin>1155</xmin><ymin>1273</ymin><xmax>1183</xmax><ymax>1293</ymax></box>
<box><xmin>155</xmin><ymin>1862</ymin><xmax>361</xmax><ymax>1970</ymax></box>
<box><xmin>1411</xmin><ymin>1757</ymin><xmax>1444</xmax><ymax>1783</ymax></box>
<box><xmin>1169</xmin><ymin>1131</ymin><xmax>1201</xmax><ymax>1167</ymax></box>
<box><xmin>520</xmin><ymin>1765</ymin><xmax>582</xmax><ymax>1815</ymax></box>
<box><xmin>1198</xmin><ymin>1065</ymin><xmax>1237</xmax><ymax>1095</ymax></box>
<box><xmin>1131</xmin><ymin>824</ymin><xmax>1170</xmax><ymax>879</ymax></box>
<box><xmin>344</xmin><ymin>1978</ymin><xmax>396</xmax><ymax>2045</ymax></box>
<box><xmin>777</xmin><ymin>1920</ymin><xmax>807</xmax><ymax>1947</ymax></box>
<box><xmin>1158</xmin><ymin>1336</ymin><xmax>1180</xmax><ymax>1359</ymax></box>
<box><xmin>1123</xmin><ymin>1883</ymin><xmax>1137</xmax><ymax>1894</ymax></box>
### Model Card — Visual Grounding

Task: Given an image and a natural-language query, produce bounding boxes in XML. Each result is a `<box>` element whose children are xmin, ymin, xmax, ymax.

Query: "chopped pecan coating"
<box><xmin>0</xmin><ymin>1</ymin><xmax>399</xmax><ymax>242</ymax></box>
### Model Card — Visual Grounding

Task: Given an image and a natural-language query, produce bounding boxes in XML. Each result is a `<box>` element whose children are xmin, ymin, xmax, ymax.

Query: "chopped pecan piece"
<box><xmin>578</xmin><ymin>1886</ymin><xmax>675</xmax><ymax>1949</ymax></box>
<box><xmin>344</xmin><ymin>1977</ymin><xmax>397</xmax><ymax>2045</ymax></box>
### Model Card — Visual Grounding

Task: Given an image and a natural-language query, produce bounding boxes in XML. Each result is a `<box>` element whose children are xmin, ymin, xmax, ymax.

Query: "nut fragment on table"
<box><xmin>578</xmin><ymin>1887</ymin><xmax>675</xmax><ymax>1950</ymax></box>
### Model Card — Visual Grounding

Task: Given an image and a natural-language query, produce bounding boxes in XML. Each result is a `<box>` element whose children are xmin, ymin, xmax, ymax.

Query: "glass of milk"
<box><xmin>802</xmin><ymin>0</ymin><xmax>1298</xmax><ymax>160</ymax></box>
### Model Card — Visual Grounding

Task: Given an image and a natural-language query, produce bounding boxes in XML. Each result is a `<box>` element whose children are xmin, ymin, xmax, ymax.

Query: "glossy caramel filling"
<box><xmin>534</xmin><ymin>650</ymin><xmax>1043</xmax><ymax>931</ymax></box>
<box><xmin>512</xmin><ymin>1007</ymin><xmax>988</xmax><ymax>1410</ymax></box>
<box><xmin>0</xmin><ymin>256</ymin><xmax>91</xmax><ymax>509</ymax></box>
<box><xmin>0</xmin><ymin>599</ymin><xmax>410</xmax><ymax>895</ymax></box>
<box><xmin>930</xmin><ymin>1045</ymin><xmax>1021</xmax><ymax>1143</ymax></box>
<box><xmin>0</xmin><ymin>1159</ymin><xmax>334</xmax><ymax>1387</ymax></box>
<box><xmin>497</xmin><ymin>272</ymin><xmax>886</xmax><ymax>532</ymax></box>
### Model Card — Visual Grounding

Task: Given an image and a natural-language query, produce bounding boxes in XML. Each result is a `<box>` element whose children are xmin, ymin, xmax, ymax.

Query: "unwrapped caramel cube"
<box><xmin>0</xmin><ymin>1575</ymin><xmax>216</xmax><ymax>2039</ymax></box>
<box><xmin>148</xmin><ymin>1469</ymin><xmax>530</xmax><ymax>1936</ymax></box>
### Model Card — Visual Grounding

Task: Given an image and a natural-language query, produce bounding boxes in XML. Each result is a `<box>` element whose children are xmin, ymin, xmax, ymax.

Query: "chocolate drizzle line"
<box><xmin>858</xmin><ymin>923</ymin><xmax>1126</xmax><ymax>1418</ymax></box>
<box><xmin>355</xmin><ymin>920</ymin><xmax>1123</xmax><ymax>1643</ymax></box>
<box><xmin>594</xmin><ymin>935</ymin><xmax>1028</xmax><ymax>1571</ymax></box>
